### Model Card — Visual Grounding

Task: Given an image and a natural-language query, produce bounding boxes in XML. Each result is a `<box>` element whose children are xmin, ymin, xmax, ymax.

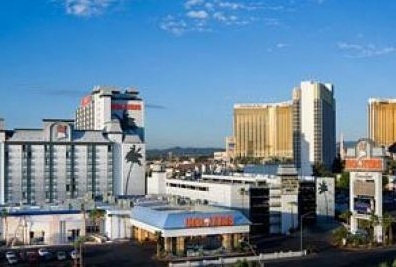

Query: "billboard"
<box><xmin>111</xmin><ymin>100</ymin><xmax>144</xmax><ymax>141</ymax></box>
<box><xmin>354</xmin><ymin>197</ymin><xmax>375</xmax><ymax>214</ymax></box>
<box><xmin>345</xmin><ymin>158</ymin><xmax>384</xmax><ymax>172</ymax></box>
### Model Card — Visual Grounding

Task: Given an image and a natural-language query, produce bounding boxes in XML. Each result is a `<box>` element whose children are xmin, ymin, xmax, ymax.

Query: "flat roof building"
<box><xmin>130</xmin><ymin>200</ymin><xmax>250</xmax><ymax>256</ymax></box>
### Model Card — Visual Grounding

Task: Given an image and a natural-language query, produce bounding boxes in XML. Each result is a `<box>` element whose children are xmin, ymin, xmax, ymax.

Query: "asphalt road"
<box><xmin>265</xmin><ymin>247</ymin><xmax>396</xmax><ymax>267</ymax></box>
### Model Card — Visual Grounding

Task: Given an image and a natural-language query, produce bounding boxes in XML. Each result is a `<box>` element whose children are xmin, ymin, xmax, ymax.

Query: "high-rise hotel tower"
<box><xmin>0</xmin><ymin>86</ymin><xmax>146</xmax><ymax>205</ymax></box>
<box><xmin>368</xmin><ymin>98</ymin><xmax>396</xmax><ymax>147</ymax></box>
<box><xmin>293</xmin><ymin>81</ymin><xmax>336</xmax><ymax>176</ymax></box>
<box><xmin>233</xmin><ymin>102</ymin><xmax>293</xmax><ymax>160</ymax></box>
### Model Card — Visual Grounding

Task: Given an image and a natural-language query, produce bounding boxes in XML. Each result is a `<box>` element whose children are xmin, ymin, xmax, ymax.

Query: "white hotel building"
<box><xmin>0</xmin><ymin>86</ymin><xmax>146</xmax><ymax>205</ymax></box>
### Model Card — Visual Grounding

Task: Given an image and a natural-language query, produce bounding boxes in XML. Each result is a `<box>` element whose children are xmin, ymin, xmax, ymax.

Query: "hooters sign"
<box><xmin>185</xmin><ymin>215</ymin><xmax>234</xmax><ymax>228</ymax></box>
<box><xmin>345</xmin><ymin>158</ymin><xmax>384</xmax><ymax>172</ymax></box>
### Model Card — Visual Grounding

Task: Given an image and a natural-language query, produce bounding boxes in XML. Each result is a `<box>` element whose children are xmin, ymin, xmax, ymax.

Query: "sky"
<box><xmin>1</xmin><ymin>0</ymin><xmax>396</xmax><ymax>149</ymax></box>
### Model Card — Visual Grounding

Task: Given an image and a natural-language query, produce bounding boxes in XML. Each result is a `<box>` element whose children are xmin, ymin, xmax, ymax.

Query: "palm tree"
<box><xmin>80</xmin><ymin>203</ymin><xmax>86</xmax><ymax>237</ymax></box>
<box><xmin>74</xmin><ymin>235</ymin><xmax>86</xmax><ymax>267</ymax></box>
<box><xmin>124</xmin><ymin>145</ymin><xmax>143</xmax><ymax>195</ymax></box>
<box><xmin>88</xmin><ymin>208</ymin><xmax>105</xmax><ymax>233</ymax></box>
<box><xmin>1</xmin><ymin>208</ymin><xmax>8</xmax><ymax>245</ymax></box>
<box><xmin>382</xmin><ymin>213</ymin><xmax>393</xmax><ymax>245</ymax></box>
<box><xmin>318</xmin><ymin>180</ymin><xmax>329</xmax><ymax>221</ymax></box>
<box><xmin>362</xmin><ymin>214</ymin><xmax>380</xmax><ymax>244</ymax></box>
<box><xmin>112</xmin><ymin>110</ymin><xmax>138</xmax><ymax>140</ymax></box>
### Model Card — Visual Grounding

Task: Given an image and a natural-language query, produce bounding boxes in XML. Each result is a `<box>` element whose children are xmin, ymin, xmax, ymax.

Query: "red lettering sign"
<box><xmin>345</xmin><ymin>159</ymin><xmax>384</xmax><ymax>172</ymax></box>
<box><xmin>80</xmin><ymin>95</ymin><xmax>92</xmax><ymax>107</ymax></box>
<box><xmin>111</xmin><ymin>103</ymin><xmax>142</xmax><ymax>111</ymax></box>
<box><xmin>184</xmin><ymin>215</ymin><xmax>234</xmax><ymax>228</ymax></box>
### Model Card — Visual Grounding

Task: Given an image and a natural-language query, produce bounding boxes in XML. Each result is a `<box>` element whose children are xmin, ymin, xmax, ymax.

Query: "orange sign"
<box><xmin>345</xmin><ymin>158</ymin><xmax>384</xmax><ymax>172</ymax></box>
<box><xmin>185</xmin><ymin>215</ymin><xmax>234</xmax><ymax>228</ymax></box>
<box><xmin>111</xmin><ymin>103</ymin><xmax>142</xmax><ymax>110</ymax></box>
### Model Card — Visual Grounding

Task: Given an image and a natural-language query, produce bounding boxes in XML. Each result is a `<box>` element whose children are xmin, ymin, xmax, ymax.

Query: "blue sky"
<box><xmin>1</xmin><ymin>0</ymin><xmax>396</xmax><ymax>149</ymax></box>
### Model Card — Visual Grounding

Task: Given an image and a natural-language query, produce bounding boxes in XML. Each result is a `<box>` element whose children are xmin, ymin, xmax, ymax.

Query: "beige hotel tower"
<box><xmin>368</xmin><ymin>98</ymin><xmax>396</xmax><ymax>147</ymax></box>
<box><xmin>233</xmin><ymin>102</ymin><xmax>293</xmax><ymax>159</ymax></box>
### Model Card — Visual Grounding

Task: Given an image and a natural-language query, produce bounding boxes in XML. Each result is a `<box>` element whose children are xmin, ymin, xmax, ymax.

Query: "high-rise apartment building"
<box><xmin>293</xmin><ymin>81</ymin><xmax>336</xmax><ymax>176</ymax></box>
<box><xmin>233</xmin><ymin>102</ymin><xmax>293</xmax><ymax>160</ymax></box>
<box><xmin>368</xmin><ymin>98</ymin><xmax>396</xmax><ymax>147</ymax></box>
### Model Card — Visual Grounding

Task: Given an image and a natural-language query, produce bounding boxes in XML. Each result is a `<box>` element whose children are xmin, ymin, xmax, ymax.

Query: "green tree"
<box><xmin>332</xmin><ymin>226</ymin><xmax>348</xmax><ymax>245</ymax></box>
<box><xmin>74</xmin><ymin>235</ymin><xmax>86</xmax><ymax>267</ymax></box>
<box><xmin>339</xmin><ymin>210</ymin><xmax>352</xmax><ymax>225</ymax></box>
<box><xmin>386</xmin><ymin>159</ymin><xmax>396</xmax><ymax>175</ymax></box>
<box><xmin>336</xmin><ymin>172</ymin><xmax>350</xmax><ymax>189</ymax></box>
<box><xmin>312</xmin><ymin>162</ymin><xmax>333</xmax><ymax>177</ymax></box>
<box><xmin>361</xmin><ymin>214</ymin><xmax>380</xmax><ymax>244</ymax></box>
<box><xmin>88</xmin><ymin>208</ymin><xmax>105</xmax><ymax>233</ymax></box>
<box><xmin>382</xmin><ymin>213</ymin><xmax>393</xmax><ymax>245</ymax></box>
<box><xmin>124</xmin><ymin>145</ymin><xmax>143</xmax><ymax>195</ymax></box>
<box><xmin>332</xmin><ymin>154</ymin><xmax>344</xmax><ymax>174</ymax></box>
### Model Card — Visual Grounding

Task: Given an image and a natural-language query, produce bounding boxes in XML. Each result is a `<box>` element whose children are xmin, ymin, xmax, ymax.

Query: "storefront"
<box><xmin>130</xmin><ymin>203</ymin><xmax>250</xmax><ymax>256</ymax></box>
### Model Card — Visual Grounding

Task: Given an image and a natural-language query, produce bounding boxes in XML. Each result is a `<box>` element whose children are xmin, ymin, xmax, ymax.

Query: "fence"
<box><xmin>169</xmin><ymin>250</ymin><xmax>306</xmax><ymax>266</ymax></box>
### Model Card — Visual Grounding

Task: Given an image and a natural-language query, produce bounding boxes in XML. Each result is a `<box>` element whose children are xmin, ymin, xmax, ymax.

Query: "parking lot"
<box><xmin>0</xmin><ymin>241</ymin><xmax>167</xmax><ymax>267</ymax></box>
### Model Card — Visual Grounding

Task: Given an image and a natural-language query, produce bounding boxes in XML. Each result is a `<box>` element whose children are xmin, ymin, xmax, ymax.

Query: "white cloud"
<box><xmin>184</xmin><ymin>0</ymin><xmax>204</xmax><ymax>9</ymax></box>
<box><xmin>267</xmin><ymin>42</ymin><xmax>289</xmax><ymax>52</ymax></box>
<box><xmin>160</xmin><ymin>16</ymin><xmax>188</xmax><ymax>36</ymax></box>
<box><xmin>62</xmin><ymin>0</ymin><xmax>113</xmax><ymax>17</ymax></box>
<box><xmin>161</xmin><ymin>0</ymin><xmax>286</xmax><ymax>35</ymax></box>
<box><xmin>276</xmin><ymin>43</ymin><xmax>288</xmax><ymax>48</ymax></box>
<box><xmin>186</xmin><ymin>10</ymin><xmax>209</xmax><ymax>19</ymax></box>
<box><xmin>337</xmin><ymin>42</ymin><xmax>396</xmax><ymax>58</ymax></box>
<box><xmin>263</xmin><ymin>18</ymin><xmax>281</xmax><ymax>27</ymax></box>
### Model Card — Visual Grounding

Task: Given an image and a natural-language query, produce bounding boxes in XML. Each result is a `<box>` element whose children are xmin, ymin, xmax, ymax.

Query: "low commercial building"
<box><xmin>0</xmin><ymin>208</ymin><xmax>85</xmax><ymax>246</ymax></box>
<box><xmin>148</xmin><ymin>166</ymin><xmax>300</xmax><ymax>235</ymax></box>
<box><xmin>130</xmin><ymin>201</ymin><xmax>250</xmax><ymax>256</ymax></box>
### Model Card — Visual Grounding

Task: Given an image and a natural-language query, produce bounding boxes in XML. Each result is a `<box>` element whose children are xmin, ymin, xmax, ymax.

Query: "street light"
<box><xmin>300</xmin><ymin>211</ymin><xmax>315</xmax><ymax>253</ymax></box>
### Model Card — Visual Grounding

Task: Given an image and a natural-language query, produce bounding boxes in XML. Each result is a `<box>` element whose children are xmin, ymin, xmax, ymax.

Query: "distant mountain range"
<box><xmin>147</xmin><ymin>147</ymin><xmax>224</xmax><ymax>158</ymax></box>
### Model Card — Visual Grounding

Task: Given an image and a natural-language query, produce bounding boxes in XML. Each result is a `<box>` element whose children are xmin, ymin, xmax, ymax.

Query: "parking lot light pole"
<box><xmin>300</xmin><ymin>211</ymin><xmax>315</xmax><ymax>253</ymax></box>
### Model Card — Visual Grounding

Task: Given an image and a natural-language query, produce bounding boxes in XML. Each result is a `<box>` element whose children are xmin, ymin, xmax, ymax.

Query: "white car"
<box><xmin>38</xmin><ymin>248</ymin><xmax>50</xmax><ymax>257</ymax></box>
<box><xmin>5</xmin><ymin>251</ymin><xmax>16</xmax><ymax>260</ymax></box>
<box><xmin>5</xmin><ymin>252</ymin><xmax>18</xmax><ymax>265</ymax></box>
<box><xmin>70</xmin><ymin>250</ymin><xmax>80</xmax><ymax>260</ymax></box>
<box><xmin>6</xmin><ymin>255</ymin><xmax>18</xmax><ymax>265</ymax></box>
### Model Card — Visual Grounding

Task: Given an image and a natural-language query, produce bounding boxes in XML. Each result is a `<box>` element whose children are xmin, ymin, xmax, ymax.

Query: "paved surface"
<box><xmin>0</xmin><ymin>241</ymin><xmax>166</xmax><ymax>267</ymax></box>
<box><xmin>265</xmin><ymin>246</ymin><xmax>396</xmax><ymax>267</ymax></box>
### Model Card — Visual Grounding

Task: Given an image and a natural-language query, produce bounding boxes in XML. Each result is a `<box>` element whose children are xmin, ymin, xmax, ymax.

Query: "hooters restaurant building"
<box><xmin>129</xmin><ymin>203</ymin><xmax>250</xmax><ymax>256</ymax></box>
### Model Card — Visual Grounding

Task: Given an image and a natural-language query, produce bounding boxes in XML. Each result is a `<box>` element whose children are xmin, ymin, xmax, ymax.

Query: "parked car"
<box><xmin>38</xmin><ymin>248</ymin><xmax>50</xmax><ymax>257</ymax></box>
<box><xmin>56</xmin><ymin>251</ymin><xmax>67</xmax><ymax>261</ymax></box>
<box><xmin>6</xmin><ymin>255</ymin><xmax>18</xmax><ymax>265</ymax></box>
<box><xmin>70</xmin><ymin>249</ymin><xmax>80</xmax><ymax>260</ymax></box>
<box><xmin>5</xmin><ymin>251</ymin><xmax>16</xmax><ymax>260</ymax></box>
<box><xmin>5</xmin><ymin>251</ymin><xmax>18</xmax><ymax>265</ymax></box>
